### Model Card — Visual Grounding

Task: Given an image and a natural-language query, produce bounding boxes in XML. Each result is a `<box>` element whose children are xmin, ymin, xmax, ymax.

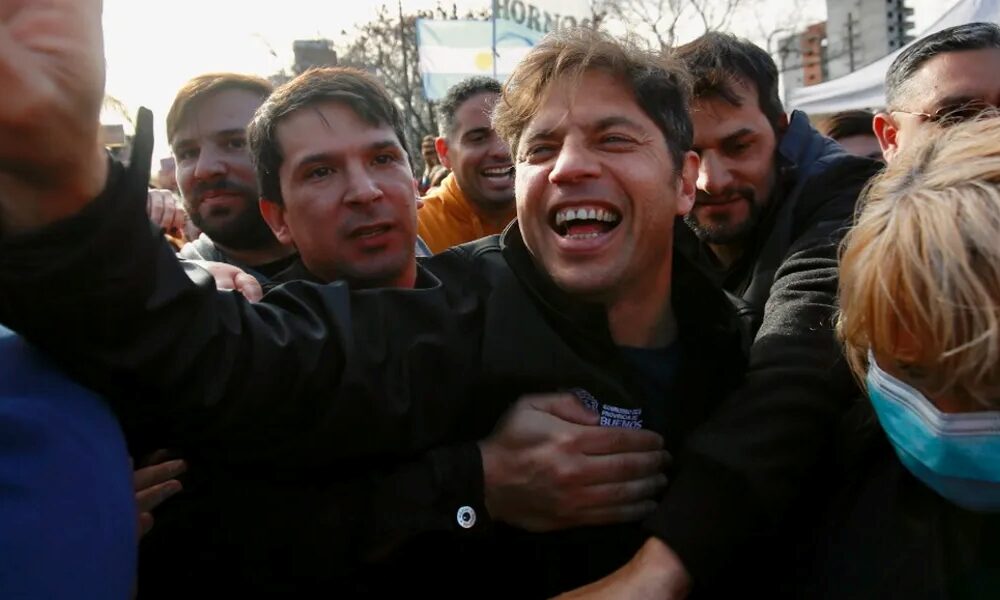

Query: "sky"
<box><xmin>101</xmin><ymin>0</ymin><xmax>953</xmax><ymax>163</ymax></box>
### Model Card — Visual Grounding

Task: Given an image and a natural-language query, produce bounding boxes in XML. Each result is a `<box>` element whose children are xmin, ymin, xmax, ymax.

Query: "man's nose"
<box><xmin>488</xmin><ymin>134</ymin><xmax>511</xmax><ymax>161</ymax></box>
<box><xmin>343</xmin><ymin>166</ymin><xmax>383</xmax><ymax>205</ymax></box>
<box><xmin>549</xmin><ymin>137</ymin><xmax>600</xmax><ymax>184</ymax></box>
<box><xmin>697</xmin><ymin>151</ymin><xmax>733</xmax><ymax>196</ymax></box>
<box><xmin>193</xmin><ymin>146</ymin><xmax>226</xmax><ymax>181</ymax></box>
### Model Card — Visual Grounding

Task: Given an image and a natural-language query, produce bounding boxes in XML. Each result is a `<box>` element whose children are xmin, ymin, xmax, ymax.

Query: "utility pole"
<box><xmin>846</xmin><ymin>11</ymin><xmax>856</xmax><ymax>72</ymax></box>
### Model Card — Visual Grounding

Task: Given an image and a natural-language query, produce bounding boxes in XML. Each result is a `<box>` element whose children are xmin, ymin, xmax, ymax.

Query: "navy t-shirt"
<box><xmin>619</xmin><ymin>343</ymin><xmax>682</xmax><ymax>438</ymax></box>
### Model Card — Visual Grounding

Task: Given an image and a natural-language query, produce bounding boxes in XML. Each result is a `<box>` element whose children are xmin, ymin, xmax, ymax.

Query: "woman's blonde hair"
<box><xmin>838</xmin><ymin>115</ymin><xmax>1000</xmax><ymax>408</ymax></box>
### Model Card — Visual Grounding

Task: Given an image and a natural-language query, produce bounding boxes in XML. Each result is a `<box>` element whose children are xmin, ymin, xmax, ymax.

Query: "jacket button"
<box><xmin>456</xmin><ymin>506</ymin><xmax>476</xmax><ymax>529</ymax></box>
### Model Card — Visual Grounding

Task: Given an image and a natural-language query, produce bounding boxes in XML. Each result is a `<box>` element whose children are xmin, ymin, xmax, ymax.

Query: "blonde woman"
<box><xmin>811</xmin><ymin>116</ymin><xmax>1000</xmax><ymax>598</ymax></box>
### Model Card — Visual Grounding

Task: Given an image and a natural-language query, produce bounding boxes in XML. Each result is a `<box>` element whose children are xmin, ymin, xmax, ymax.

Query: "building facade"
<box><xmin>826</xmin><ymin>0</ymin><xmax>914</xmax><ymax>79</ymax></box>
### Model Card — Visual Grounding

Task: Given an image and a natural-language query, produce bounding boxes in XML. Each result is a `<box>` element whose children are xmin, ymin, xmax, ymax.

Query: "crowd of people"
<box><xmin>1</xmin><ymin>2</ymin><xmax>999</xmax><ymax>597</ymax></box>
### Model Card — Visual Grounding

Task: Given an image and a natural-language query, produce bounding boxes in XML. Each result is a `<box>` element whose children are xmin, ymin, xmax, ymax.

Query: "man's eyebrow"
<box><xmin>172</xmin><ymin>128</ymin><xmax>247</xmax><ymax>149</ymax></box>
<box><xmin>369</xmin><ymin>139</ymin><xmax>404</xmax><ymax>151</ymax></box>
<box><xmin>292</xmin><ymin>152</ymin><xmax>333</xmax><ymax>169</ymax></box>
<box><xmin>521</xmin><ymin>116</ymin><xmax>643</xmax><ymax>143</ymax></box>
<box><xmin>594</xmin><ymin>116</ymin><xmax>644</xmax><ymax>131</ymax></box>
<box><xmin>721</xmin><ymin>127</ymin><xmax>755</xmax><ymax>142</ymax></box>
<box><xmin>291</xmin><ymin>139</ymin><xmax>402</xmax><ymax>169</ymax></box>
<box><xmin>213</xmin><ymin>128</ymin><xmax>248</xmax><ymax>137</ymax></box>
<box><xmin>692</xmin><ymin>127</ymin><xmax>755</xmax><ymax>152</ymax></box>
<box><xmin>521</xmin><ymin>126</ymin><xmax>558</xmax><ymax>147</ymax></box>
<box><xmin>462</xmin><ymin>127</ymin><xmax>491</xmax><ymax>140</ymax></box>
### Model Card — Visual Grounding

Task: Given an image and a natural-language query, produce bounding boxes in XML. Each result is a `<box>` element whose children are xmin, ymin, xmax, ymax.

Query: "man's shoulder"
<box><xmin>417</xmin><ymin>189</ymin><xmax>447</xmax><ymax>217</ymax></box>
<box><xmin>779</xmin><ymin>116</ymin><xmax>882</xmax><ymax>237</ymax></box>
<box><xmin>0</xmin><ymin>325</ymin><xmax>125</xmax><ymax>438</ymax></box>
<box><xmin>418</xmin><ymin>174</ymin><xmax>463</xmax><ymax>216</ymax></box>
<box><xmin>792</xmin><ymin>152</ymin><xmax>881</xmax><ymax>233</ymax></box>
<box><xmin>421</xmin><ymin>234</ymin><xmax>506</xmax><ymax>281</ymax></box>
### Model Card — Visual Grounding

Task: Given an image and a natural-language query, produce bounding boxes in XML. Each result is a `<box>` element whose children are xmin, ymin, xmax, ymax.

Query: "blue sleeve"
<box><xmin>0</xmin><ymin>326</ymin><xmax>136</xmax><ymax>599</ymax></box>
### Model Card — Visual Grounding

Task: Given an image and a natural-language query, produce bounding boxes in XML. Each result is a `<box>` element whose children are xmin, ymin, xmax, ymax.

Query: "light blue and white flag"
<box><xmin>416</xmin><ymin>19</ymin><xmax>533</xmax><ymax>101</ymax></box>
<box><xmin>416</xmin><ymin>0</ymin><xmax>593</xmax><ymax>101</ymax></box>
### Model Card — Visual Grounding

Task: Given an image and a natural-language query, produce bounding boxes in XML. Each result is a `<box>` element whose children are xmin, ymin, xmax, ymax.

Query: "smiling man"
<box><xmin>584</xmin><ymin>32</ymin><xmax>882</xmax><ymax>595</ymax></box>
<box><xmin>417</xmin><ymin>77</ymin><xmax>516</xmax><ymax>253</ymax></box>
<box><xmin>169</xmin><ymin>74</ymin><xmax>297</xmax><ymax>283</ymax></box>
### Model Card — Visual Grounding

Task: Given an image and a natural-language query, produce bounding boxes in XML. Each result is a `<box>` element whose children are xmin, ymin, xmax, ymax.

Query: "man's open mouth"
<box><xmin>551</xmin><ymin>205</ymin><xmax>622</xmax><ymax>240</ymax></box>
<box><xmin>352</xmin><ymin>224</ymin><xmax>392</xmax><ymax>239</ymax></box>
<box><xmin>481</xmin><ymin>165</ymin><xmax>514</xmax><ymax>180</ymax></box>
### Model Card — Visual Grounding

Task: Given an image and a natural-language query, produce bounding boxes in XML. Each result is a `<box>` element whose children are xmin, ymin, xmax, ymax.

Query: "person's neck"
<box><xmin>708</xmin><ymin>242</ymin><xmax>745</xmax><ymax>270</ymax></box>
<box><xmin>606</xmin><ymin>253</ymin><xmax>677</xmax><ymax>349</ymax></box>
<box><xmin>218</xmin><ymin>240</ymin><xmax>295</xmax><ymax>269</ymax></box>
<box><xmin>384</xmin><ymin>260</ymin><xmax>418</xmax><ymax>289</ymax></box>
<box><xmin>469</xmin><ymin>198</ymin><xmax>516</xmax><ymax>231</ymax></box>
<box><xmin>316</xmin><ymin>259</ymin><xmax>419</xmax><ymax>290</ymax></box>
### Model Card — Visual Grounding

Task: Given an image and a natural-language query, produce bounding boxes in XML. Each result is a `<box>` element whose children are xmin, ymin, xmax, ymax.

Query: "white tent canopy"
<box><xmin>787</xmin><ymin>0</ymin><xmax>1000</xmax><ymax>115</ymax></box>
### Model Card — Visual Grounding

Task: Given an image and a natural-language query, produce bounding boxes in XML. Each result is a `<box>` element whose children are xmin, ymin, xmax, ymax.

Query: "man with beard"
<box><xmin>563</xmin><ymin>33</ymin><xmax>883</xmax><ymax>595</ymax></box>
<box><xmin>171</xmin><ymin>73</ymin><xmax>296</xmax><ymax>283</ymax></box>
<box><xmin>418</xmin><ymin>77</ymin><xmax>516</xmax><ymax>253</ymax></box>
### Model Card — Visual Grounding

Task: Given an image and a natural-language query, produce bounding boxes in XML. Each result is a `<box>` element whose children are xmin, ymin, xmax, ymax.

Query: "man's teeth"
<box><xmin>482</xmin><ymin>166</ymin><xmax>512</xmax><ymax>176</ymax></box>
<box><xmin>554</xmin><ymin>207</ymin><xmax>621</xmax><ymax>227</ymax></box>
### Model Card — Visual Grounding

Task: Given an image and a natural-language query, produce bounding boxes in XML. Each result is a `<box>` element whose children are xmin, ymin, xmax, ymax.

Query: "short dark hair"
<box><xmin>493</xmin><ymin>27</ymin><xmax>692</xmax><ymax>170</ymax></box>
<box><xmin>821</xmin><ymin>109</ymin><xmax>875</xmax><ymax>141</ymax></box>
<box><xmin>675</xmin><ymin>32</ymin><xmax>784</xmax><ymax>130</ymax></box>
<box><xmin>247</xmin><ymin>67</ymin><xmax>410</xmax><ymax>205</ymax></box>
<box><xmin>437</xmin><ymin>76</ymin><xmax>502</xmax><ymax>138</ymax></box>
<box><xmin>885</xmin><ymin>22</ymin><xmax>1000</xmax><ymax>109</ymax></box>
<box><xmin>166</xmin><ymin>73</ymin><xmax>273</xmax><ymax>144</ymax></box>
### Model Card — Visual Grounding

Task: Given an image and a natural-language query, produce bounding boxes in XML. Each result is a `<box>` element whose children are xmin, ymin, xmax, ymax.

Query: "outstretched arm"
<box><xmin>0</xmin><ymin>0</ymin><xmax>108</xmax><ymax>234</ymax></box>
<box><xmin>0</xmin><ymin>1</ymin><xmax>485</xmax><ymax>468</ymax></box>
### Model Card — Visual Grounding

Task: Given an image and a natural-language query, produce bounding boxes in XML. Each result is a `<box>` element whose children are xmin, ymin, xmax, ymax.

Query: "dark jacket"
<box><xmin>0</xmin><ymin>109</ymin><xmax>747</xmax><ymax>597</ymax></box>
<box><xmin>800</xmin><ymin>402</ymin><xmax>1000</xmax><ymax>599</ymax></box>
<box><xmin>663</xmin><ymin>111</ymin><xmax>884</xmax><ymax>584</ymax></box>
<box><xmin>177</xmin><ymin>233</ymin><xmax>296</xmax><ymax>285</ymax></box>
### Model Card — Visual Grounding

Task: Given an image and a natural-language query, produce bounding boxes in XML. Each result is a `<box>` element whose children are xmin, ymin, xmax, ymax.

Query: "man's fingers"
<box><xmin>147</xmin><ymin>190</ymin><xmax>187</xmax><ymax>231</ymax></box>
<box><xmin>135</xmin><ymin>479</ymin><xmax>183</xmax><ymax>513</ymax></box>
<box><xmin>141</xmin><ymin>448</ymin><xmax>173</xmax><ymax>466</ymax></box>
<box><xmin>531</xmin><ymin>393</ymin><xmax>600</xmax><ymax>426</ymax></box>
<box><xmin>162</xmin><ymin>193</ymin><xmax>186</xmax><ymax>232</ymax></box>
<box><xmin>147</xmin><ymin>192</ymin><xmax>165</xmax><ymax>226</ymax></box>
<box><xmin>133</xmin><ymin>458</ymin><xmax>187</xmax><ymax>490</ymax></box>
<box><xmin>234</xmin><ymin>273</ymin><xmax>263</xmax><ymax>302</ymax></box>
<box><xmin>575</xmin><ymin>450</ymin><xmax>671</xmax><ymax>485</ymax></box>
<box><xmin>138</xmin><ymin>512</ymin><xmax>155</xmax><ymax>538</ymax></box>
<box><xmin>575</xmin><ymin>474</ymin><xmax>668</xmax><ymax>510</ymax></box>
<box><xmin>169</xmin><ymin>204</ymin><xmax>188</xmax><ymax>232</ymax></box>
<box><xmin>577</xmin><ymin>425</ymin><xmax>664</xmax><ymax>455</ymax></box>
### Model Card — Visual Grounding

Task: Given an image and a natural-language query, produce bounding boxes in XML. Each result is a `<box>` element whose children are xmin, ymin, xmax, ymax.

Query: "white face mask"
<box><xmin>866</xmin><ymin>355</ymin><xmax>1000</xmax><ymax>512</ymax></box>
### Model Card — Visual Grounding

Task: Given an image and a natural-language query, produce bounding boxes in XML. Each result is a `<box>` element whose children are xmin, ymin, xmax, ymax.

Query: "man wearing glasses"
<box><xmin>875</xmin><ymin>22</ymin><xmax>1000</xmax><ymax>162</ymax></box>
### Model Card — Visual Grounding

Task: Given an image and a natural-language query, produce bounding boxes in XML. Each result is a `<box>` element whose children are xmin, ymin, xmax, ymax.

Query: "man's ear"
<box><xmin>259</xmin><ymin>197</ymin><xmax>293</xmax><ymax>246</ymax></box>
<box><xmin>675</xmin><ymin>151</ymin><xmax>699</xmax><ymax>216</ymax></box>
<box><xmin>873</xmin><ymin>112</ymin><xmax>899</xmax><ymax>163</ymax></box>
<box><xmin>775</xmin><ymin>111</ymin><xmax>790</xmax><ymax>135</ymax></box>
<box><xmin>435</xmin><ymin>136</ymin><xmax>452</xmax><ymax>170</ymax></box>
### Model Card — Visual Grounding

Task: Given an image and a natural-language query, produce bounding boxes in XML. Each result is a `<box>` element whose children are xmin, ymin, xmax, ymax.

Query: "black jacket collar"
<box><xmin>498</xmin><ymin>220</ymin><xmax>745</xmax><ymax>358</ymax></box>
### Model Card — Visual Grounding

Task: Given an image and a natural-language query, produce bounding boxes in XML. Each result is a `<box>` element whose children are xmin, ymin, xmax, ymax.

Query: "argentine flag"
<box><xmin>416</xmin><ymin>19</ymin><xmax>540</xmax><ymax>101</ymax></box>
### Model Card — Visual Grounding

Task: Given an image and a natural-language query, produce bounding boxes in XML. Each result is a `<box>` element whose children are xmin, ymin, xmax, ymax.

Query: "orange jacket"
<box><xmin>417</xmin><ymin>173</ymin><xmax>515</xmax><ymax>254</ymax></box>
